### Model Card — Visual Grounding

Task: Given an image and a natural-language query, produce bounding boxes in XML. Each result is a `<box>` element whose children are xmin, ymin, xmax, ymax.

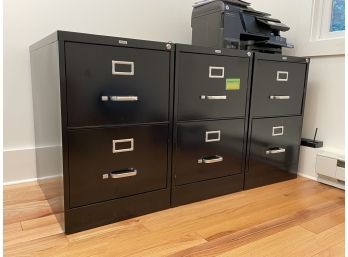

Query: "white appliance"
<box><xmin>315</xmin><ymin>149</ymin><xmax>345</xmax><ymax>189</ymax></box>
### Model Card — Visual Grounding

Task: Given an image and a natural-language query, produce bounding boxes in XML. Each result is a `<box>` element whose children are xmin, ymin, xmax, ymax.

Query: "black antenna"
<box><xmin>313</xmin><ymin>128</ymin><xmax>318</xmax><ymax>143</ymax></box>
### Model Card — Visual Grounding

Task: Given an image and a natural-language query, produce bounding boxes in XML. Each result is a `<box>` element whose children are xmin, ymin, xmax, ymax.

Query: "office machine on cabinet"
<box><xmin>191</xmin><ymin>0</ymin><xmax>293</xmax><ymax>53</ymax></box>
<box><xmin>30</xmin><ymin>31</ymin><xmax>174</xmax><ymax>234</ymax></box>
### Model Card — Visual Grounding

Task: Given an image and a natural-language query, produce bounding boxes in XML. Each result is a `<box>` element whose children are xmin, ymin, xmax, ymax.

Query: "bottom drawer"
<box><xmin>245</xmin><ymin>116</ymin><xmax>302</xmax><ymax>189</ymax></box>
<box><xmin>68</xmin><ymin>124</ymin><xmax>168</xmax><ymax>208</ymax></box>
<box><xmin>65</xmin><ymin>188</ymin><xmax>170</xmax><ymax>234</ymax></box>
<box><xmin>173</xmin><ymin>119</ymin><xmax>245</xmax><ymax>185</ymax></box>
<box><xmin>172</xmin><ymin>174</ymin><xmax>244</xmax><ymax>207</ymax></box>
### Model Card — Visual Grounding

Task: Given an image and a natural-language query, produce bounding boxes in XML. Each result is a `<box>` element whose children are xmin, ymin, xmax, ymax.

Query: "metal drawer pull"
<box><xmin>112</xmin><ymin>60</ymin><xmax>134</xmax><ymax>76</ymax></box>
<box><xmin>198</xmin><ymin>155</ymin><xmax>223</xmax><ymax>164</ymax></box>
<box><xmin>209</xmin><ymin>66</ymin><xmax>225</xmax><ymax>78</ymax></box>
<box><xmin>205</xmin><ymin>130</ymin><xmax>221</xmax><ymax>142</ymax></box>
<box><xmin>110</xmin><ymin>168</ymin><xmax>137</xmax><ymax>179</ymax></box>
<box><xmin>113</xmin><ymin>138</ymin><xmax>134</xmax><ymax>153</ymax></box>
<box><xmin>266</xmin><ymin>148</ymin><xmax>286</xmax><ymax>155</ymax></box>
<box><xmin>200</xmin><ymin>95</ymin><xmax>227</xmax><ymax>100</ymax></box>
<box><xmin>110</xmin><ymin>96</ymin><xmax>138</xmax><ymax>102</ymax></box>
<box><xmin>277</xmin><ymin>71</ymin><xmax>289</xmax><ymax>81</ymax></box>
<box><xmin>269</xmin><ymin>95</ymin><xmax>290</xmax><ymax>100</ymax></box>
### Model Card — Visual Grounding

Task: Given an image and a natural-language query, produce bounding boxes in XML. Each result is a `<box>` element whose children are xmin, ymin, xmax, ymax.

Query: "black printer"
<box><xmin>191</xmin><ymin>0</ymin><xmax>293</xmax><ymax>53</ymax></box>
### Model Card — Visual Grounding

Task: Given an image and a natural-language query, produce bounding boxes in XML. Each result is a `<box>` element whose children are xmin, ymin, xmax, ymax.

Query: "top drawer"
<box><xmin>252</xmin><ymin>60</ymin><xmax>307</xmax><ymax>117</ymax></box>
<box><xmin>65</xmin><ymin>42</ymin><xmax>171</xmax><ymax>127</ymax></box>
<box><xmin>176</xmin><ymin>52</ymin><xmax>250</xmax><ymax>121</ymax></box>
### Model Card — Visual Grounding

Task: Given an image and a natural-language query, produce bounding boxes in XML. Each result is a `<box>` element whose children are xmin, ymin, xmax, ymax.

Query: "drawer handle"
<box><xmin>277</xmin><ymin>71</ymin><xmax>289</xmax><ymax>81</ymax></box>
<box><xmin>266</xmin><ymin>148</ymin><xmax>286</xmax><ymax>155</ymax></box>
<box><xmin>269</xmin><ymin>95</ymin><xmax>290</xmax><ymax>100</ymax></box>
<box><xmin>209</xmin><ymin>66</ymin><xmax>225</xmax><ymax>78</ymax></box>
<box><xmin>200</xmin><ymin>95</ymin><xmax>227</xmax><ymax>100</ymax></box>
<box><xmin>110</xmin><ymin>96</ymin><xmax>138</xmax><ymax>102</ymax></box>
<box><xmin>110</xmin><ymin>168</ymin><xmax>137</xmax><ymax>179</ymax></box>
<box><xmin>112</xmin><ymin>60</ymin><xmax>134</xmax><ymax>76</ymax></box>
<box><xmin>198</xmin><ymin>155</ymin><xmax>223</xmax><ymax>164</ymax></box>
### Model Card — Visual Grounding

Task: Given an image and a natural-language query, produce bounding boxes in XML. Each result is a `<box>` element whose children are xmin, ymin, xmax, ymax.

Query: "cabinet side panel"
<box><xmin>30</xmin><ymin>41</ymin><xmax>64</xmax><ymax>228</ymax></box>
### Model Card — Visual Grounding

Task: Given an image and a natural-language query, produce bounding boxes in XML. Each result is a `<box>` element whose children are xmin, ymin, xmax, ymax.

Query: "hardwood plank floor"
<box><xmin>3</xmin><ymin>177</ymin><xmax>344</xmax><ymax>257</ymax></box>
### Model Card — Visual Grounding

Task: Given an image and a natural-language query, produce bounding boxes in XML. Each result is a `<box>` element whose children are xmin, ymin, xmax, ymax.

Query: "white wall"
<box><xmin>4</xmin><ymin>0</ymin><xmax>345</xmax><ymax>183</ymax></box>
<box><xmin>3</xmin><ymin>0</ymin><xmax>196</xmax><ymax>183</ymax></box>
<box><xmin>302</xmin><ymin>55</ymin><xmax>345</xmax><ymax>149</ymax></box>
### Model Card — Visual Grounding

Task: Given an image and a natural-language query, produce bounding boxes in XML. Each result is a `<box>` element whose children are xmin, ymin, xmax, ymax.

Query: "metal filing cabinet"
<box><xmin>30</xmin><ymin>31</ymin><xmax>309</xmax><ymax>234</ymax></box>
<box><xmin>245</xmin><ymin>53</ymin><xmax>309</xmax><ymax>189</ymax></box>
<box><xmin>172</xmin><ymin>44</ymin><xmax>252</xmax><ymax>206</ymax></box>
<box><xmin>30</xmin><ymin>31</ymin><xmax>174</xmax><ymax>234</ymax></box>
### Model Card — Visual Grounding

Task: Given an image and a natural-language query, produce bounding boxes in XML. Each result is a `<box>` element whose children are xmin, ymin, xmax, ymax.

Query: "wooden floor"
<box><xmin>4</xmin><ymin>177</ymin><xmax>345</xmax><ymax>257</ymax></box>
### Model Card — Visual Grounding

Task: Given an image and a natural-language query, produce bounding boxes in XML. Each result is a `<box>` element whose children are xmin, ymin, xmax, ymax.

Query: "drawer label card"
<box><xmin>226</xmin><ymin>78</ymin><xmax>240</xmax><ymax>90</ymax></box>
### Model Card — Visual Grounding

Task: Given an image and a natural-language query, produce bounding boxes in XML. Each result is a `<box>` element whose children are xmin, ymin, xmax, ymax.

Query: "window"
<box><xmin>330</xmin><ymin>0</ymin><xmax>345</xmax><ymax>32</ymax></box>
<box><xmin>311</xmin><ymin>0</ymin><xmax>345</xmax><ymax>41</ymax></box>
<box><xmin>289</xmin><ymin>0</ymin><xmax>344</xmax><ymax>56</ymax></box>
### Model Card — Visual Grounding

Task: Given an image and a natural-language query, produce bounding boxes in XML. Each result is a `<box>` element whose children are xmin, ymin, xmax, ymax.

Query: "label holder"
<box><xmin>205</xmin><ymin>130</ymin><xmax>221</xmax><ymax>142</ymax></box>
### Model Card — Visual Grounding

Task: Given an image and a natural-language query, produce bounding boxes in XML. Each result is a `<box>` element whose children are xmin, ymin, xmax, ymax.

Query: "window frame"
<box><xmin>313</xmin><ymin>0</ymin><xmax>345</xmax><ymax>40</ymax></box>
<box><xmin>293</xmin><ymin>0</ymin><xmax>345</xmax><ymax>57</ymax></box>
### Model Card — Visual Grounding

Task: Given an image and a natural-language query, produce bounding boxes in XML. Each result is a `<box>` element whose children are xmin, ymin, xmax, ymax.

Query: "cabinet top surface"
<box><xmin>254</xmin><ymin>52</ymin><xmax>309</xmax><ymax>64</ymax></box>
<box><xmin>29</xmin><ymin>31</ymin><xmax>309</xmax><ymax>64</ymax></box>
<box><xmin>175</xmin><ymin>43</ymin><xmax>252</xmax><ymax>58</ymax></box>
<box><xmin>29</xmin><ymin>30</ymin><xmax>175</xmax><ymax>52</ymax></box>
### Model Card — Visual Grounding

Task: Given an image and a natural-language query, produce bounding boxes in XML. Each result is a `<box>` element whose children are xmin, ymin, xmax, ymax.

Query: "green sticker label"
<box><xmin>226</xmin><ymin>78</ymin><xmax>240</xmax><ymax>90</ymax></box>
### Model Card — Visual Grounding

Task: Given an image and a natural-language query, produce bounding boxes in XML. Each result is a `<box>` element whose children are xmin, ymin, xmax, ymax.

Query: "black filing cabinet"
<box><xmin>30</xmin><ymin>31</ymin><xmax>309</xmax><ymax>234</ymax></box>
<box><xmin>245</xmin><ymin>53</ymin><xmax>309</xmax><ymax>189</ymax></box>
<box><xmin>172</xmin><ymin>44</ymin><xmax>252</xmax><ymax>206</ymax></box>
<box><xmin>30</xmin><ymin>31</ymin><xmax>174</xmax><ymax>234</ymax></box>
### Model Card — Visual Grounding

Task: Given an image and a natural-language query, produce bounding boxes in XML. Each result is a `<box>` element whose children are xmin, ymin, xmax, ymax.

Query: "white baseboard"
<box><xmin>297</xmin><ymin>172</ymin><xmax>318</xmax><ymax>181</ymax></box>
<box><xmin>298</xmin><ymin>172</ymin><xmax>345</xmax><ymax>190</ymax></box>
<box><xmin>3</xmin><ymin>174</ymin><xmax>62</xmax><ymax>186</ymax></box>
<box><xmin>317</xmin><ymin>176</ymin><xmax>345</xmax><ymax>190</ymax></box>
<box><xmin>3</xmin><ymin>146</ymin><xmax>62</xmax><ymax>184</ymax></box>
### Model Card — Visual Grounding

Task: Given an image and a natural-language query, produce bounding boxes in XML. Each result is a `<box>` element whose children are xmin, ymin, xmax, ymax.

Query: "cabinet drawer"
<box><xmin>66</xmin><ymin>189</ymin><xmax>170</xmax><ymax>234</ymax></box>
<box><xmin>172</xmin><ymin>174</ymin><xmax>244</xmax><ymax>207</ymax></box>
<box><xmin>174</xmin><ymin>119</ymin><xmax>244</xmax><ymax>185</ymax></box>
<box><xmin>245</xmin><ymin>116</ymin><xmax>302</xmax><ymax>189</ymax></box>
<box><xmin>65</xmin><ymin>42</ymin><xmax>170</xmax><ymax>127</ymax></box>
<box><xmin>252</xmin><ymin>60</ymin><xmax>306</xmax><ymax>117</ymax></box>
<box><xmin>68</xmin><ymin>125</ymin><xmax>168</xmax><ymax>208</ymax></box>
<box><xmin>177</xmin><ymin>53</ymin><xmax>250</xmax><ymax>120</ymax></box>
